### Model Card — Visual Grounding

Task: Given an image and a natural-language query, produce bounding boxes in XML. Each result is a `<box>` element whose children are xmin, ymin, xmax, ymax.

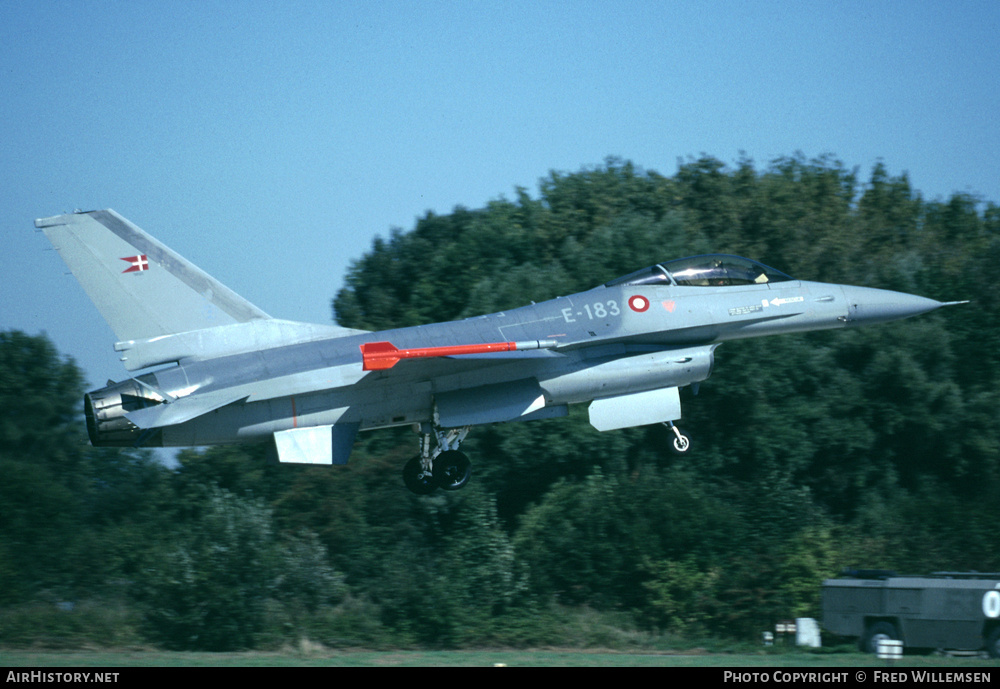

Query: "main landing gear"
<box><xmin>403</xmin><ymin>424</ymin><xmax>472</xmax><ymax>495</ymax></box>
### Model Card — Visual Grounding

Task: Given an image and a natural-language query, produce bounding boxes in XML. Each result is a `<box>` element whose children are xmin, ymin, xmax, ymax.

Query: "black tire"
<box><xmin>861</xmin><ymin>621</ymin><xmax>899</xmax><ymax>655</ymax></box>
<box><xmin>434</xmin><ymin>450</ymin><xmax>472</xmax><ymax>491</ymax></box>
<box><xmin>986</xmin><ymin>626</ymin><xmax>1000</xmax><ymax>659</ymax></box>
<box><xmin>403</xmin><ymin>455</ymin><xmax>437</xmax><ymax>495</ymax></box>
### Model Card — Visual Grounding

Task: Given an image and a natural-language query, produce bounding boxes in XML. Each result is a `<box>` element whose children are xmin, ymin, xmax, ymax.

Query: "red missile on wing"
<box><xmin>361</xmin><ymin>339</ymin><xmax>559</xmax><ymax>371</ymax></box>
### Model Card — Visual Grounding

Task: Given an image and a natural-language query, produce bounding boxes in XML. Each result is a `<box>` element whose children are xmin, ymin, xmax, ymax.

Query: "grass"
<box><xmin>1</xmin><ymin>648</ymin><xmax>997</xmax><ymax>667</ymax></box>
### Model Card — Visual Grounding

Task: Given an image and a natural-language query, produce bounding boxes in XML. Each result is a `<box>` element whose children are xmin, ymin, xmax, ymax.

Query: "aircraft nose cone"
<box><xmin>840</xmin><ymin>285</ymin><xmax>949</xmax><ymax>325</ymax></box>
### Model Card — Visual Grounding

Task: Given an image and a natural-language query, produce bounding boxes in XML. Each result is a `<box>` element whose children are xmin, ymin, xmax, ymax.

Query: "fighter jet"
<box><xmin>35</xmin><ymin>210</ymin><xmax>965</xmax><ymax>493</ymax></box>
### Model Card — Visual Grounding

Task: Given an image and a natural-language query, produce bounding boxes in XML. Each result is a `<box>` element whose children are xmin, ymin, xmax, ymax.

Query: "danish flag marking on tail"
<box><xmin>121</xmin><ymin>255</ymin><xmax>149</xmax><ymax>273</ymax></box>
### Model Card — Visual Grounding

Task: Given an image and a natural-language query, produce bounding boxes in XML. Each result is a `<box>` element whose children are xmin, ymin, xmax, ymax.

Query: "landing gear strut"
<box><xmin>662</xmin><ymin>421</ymin><xmax>692</xmax><ymax>454</ymax></box>
<box><xmin>403</xmin><ymin>424</ymin><xmax>472</xmax><ymax>494</ymax></box>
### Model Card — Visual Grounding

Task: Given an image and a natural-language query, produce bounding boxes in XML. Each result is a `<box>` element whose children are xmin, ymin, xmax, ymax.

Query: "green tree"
<box><xmin>0</xmin><ymin>331</ymin><xmax>113</xmax><ymax>600</ymax></box>
<box><xmin>135</xmin><ymin>486</ymin><xmax>342</xmax><ymax>650</ymax></box>
<box><xmin>9</xmin><ymin>154</ymin><xmax>996</xmax><ymax>649</ymax></box>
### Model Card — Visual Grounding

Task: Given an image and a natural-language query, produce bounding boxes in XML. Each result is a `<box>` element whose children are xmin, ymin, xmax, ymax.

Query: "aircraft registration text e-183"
<box><xmin>34</xmin><ymin>210</ymin><xmax>966</xmax><ymax>493</ymax></box>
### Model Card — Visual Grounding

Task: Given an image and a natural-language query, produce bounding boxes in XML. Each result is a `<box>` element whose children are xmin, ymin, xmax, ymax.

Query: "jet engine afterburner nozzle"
<box><xmin>84</xmin><ymin>379</ymin><xmax>164</xmax><ymax>447</ymax></box>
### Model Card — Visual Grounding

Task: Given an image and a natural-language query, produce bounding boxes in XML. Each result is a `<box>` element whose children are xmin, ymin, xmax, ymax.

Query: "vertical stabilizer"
<box><xmin>35</xmin><ymin>209</ymin><xmax>270</xmax><ymax>342</ymax></box>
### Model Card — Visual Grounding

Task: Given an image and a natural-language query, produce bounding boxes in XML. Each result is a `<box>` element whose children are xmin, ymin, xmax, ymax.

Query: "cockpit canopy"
<box><xmin>606</xmin><ymin>254</ymin><xmax>793</xmax><ymax>288</ymax></box>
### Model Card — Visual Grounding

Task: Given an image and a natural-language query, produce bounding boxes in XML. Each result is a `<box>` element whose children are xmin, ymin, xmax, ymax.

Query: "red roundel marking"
<box><xmin>628</xmin><ymin>294</ymin><xmax>650</xmax><ymax>312</ymax></box>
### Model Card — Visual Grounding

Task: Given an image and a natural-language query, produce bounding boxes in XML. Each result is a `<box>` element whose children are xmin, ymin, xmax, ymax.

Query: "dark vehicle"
<box><xmin>822</xmin><ymin>570</ymin><xmax>1000</xmax><ymax>656</ymax></box>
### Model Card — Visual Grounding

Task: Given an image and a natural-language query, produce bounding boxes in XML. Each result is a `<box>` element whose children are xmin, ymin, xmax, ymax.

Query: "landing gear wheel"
<box><xmin>434</xmin><ymin>450</ymin><xmax>471</xmax><ymax>491</ymax></box>
<box><xmin>671</xmin><ymin>431</ymin><xmax>692</xmax><ymax>454</ymax></box>
<box><xmin>663</xmin><ymin>422</ymin><xmax>692</xmax><ymax>454</ymax></box>
<box><xmin>403</xmin><ymin>455</ymin><xmax>437</xmax><ymax>495</ymax></box>
<box><xmin>861</xmin><ymin>621</ymin><xmax>898</xmax><ymax>655</ymax></box>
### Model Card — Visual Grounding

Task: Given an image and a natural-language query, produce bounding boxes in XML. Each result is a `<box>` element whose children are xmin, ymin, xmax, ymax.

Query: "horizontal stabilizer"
<box><xmin>361</xmin><ymin>339</ymin><xmax>558</xmax><ymax>370</ymax></box>
<box><xmin>125</xmin><ymin>390</ymin><xmax>248</xmax><ymax>429</ymax></box>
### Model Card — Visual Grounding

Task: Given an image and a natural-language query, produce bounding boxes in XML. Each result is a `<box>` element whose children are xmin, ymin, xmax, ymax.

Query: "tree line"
<box><xmin>2</xmin><ymin>154</ymin><xmax>997</xmax><ymax>650</ymax></box>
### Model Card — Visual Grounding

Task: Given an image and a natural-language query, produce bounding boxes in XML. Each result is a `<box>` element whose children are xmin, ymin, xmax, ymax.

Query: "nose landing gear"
<box><xmin>662</xmin><ymin>421</ymin><xmax>692</xmax><ymax>454</ymax></box>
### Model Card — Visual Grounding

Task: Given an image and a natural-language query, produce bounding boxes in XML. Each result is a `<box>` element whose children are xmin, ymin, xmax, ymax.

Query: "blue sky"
<box><xmin>3</xmin><ymin>0</ymin><xmax>999</xmax><ymax>392</ymax></box>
